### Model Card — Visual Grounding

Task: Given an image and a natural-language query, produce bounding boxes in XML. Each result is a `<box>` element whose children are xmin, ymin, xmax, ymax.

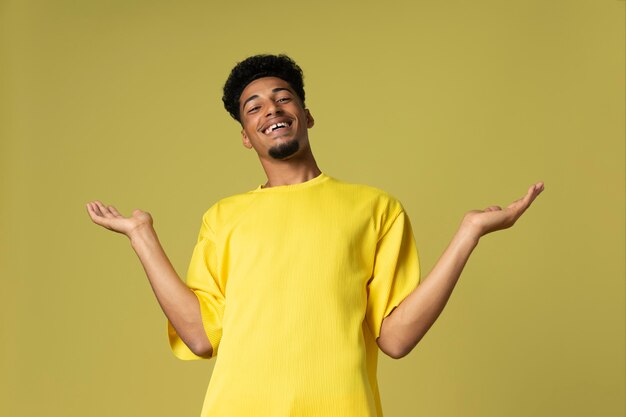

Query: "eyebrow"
<box><xmin>241</xmin><ymin>87</ymin><xmax>294</xmax><ymax>109</ymax></box>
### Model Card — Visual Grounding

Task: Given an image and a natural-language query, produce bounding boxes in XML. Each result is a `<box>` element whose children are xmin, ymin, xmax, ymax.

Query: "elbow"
<box><xmin>377</xmin><ymin>336</ymin><xmax>413</xmax><ymax>360</ymax></box>
<box><xmin>388</xmin><ymin>352</ymin><xmax>406</xmax><ymax>360</ymax></box>
<box><xmin>189</xmin><ymin>339</ymin><xmax>213</xmax><ymax>358</ymax></box>
<box><xmin>377</xmin><ymin>338</ymin><xmax>417</xmax><ymax>359</ymax></box>
<box><xmin>384</xmin><ymin>346</ymin><xmax>411</xmax><ymax>360</ymax></box>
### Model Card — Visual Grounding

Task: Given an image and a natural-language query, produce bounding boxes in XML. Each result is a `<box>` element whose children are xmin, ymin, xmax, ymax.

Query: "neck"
<box><xmin>259</xmin><ymin>151</ymin><xmax>322</xmax><ymax>188</ymax></box>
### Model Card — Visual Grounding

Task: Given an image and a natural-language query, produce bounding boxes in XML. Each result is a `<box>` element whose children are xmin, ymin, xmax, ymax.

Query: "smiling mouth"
<box><xmin>263</xmin><ymin>121</ymin><xmax>292</xmax><ymax>135</ymax></box>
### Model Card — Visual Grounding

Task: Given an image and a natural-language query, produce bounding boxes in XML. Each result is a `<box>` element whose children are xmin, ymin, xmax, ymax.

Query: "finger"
<box><xmin>521</xmin><ymin>187</ymin><xmax>536</xmax><ymax>207</ymax></box>
<box><xmin>86</xmin><ymin>202</ymin><xmax>98</xmax><ymax>220</ymax></box>
<box><xmin>526</xmin><ymin>182</ymin><xmax>545</xmax><ymax>204</ymax></box>
<box><xmin>530</xmin><ymin>181</ymin><xmax>545</xmax><ymax>195</ymax></box>
<box><xmin>89</xmin><ymin>201</ymin><xmax>106</xmax><ymax>218</ymax></box>
<box><xmin>509</xmin><ymin>182</ymin><xmax>544</xmax><ymax>215</ymax></box>
<box><xmin>534</xmin><ymin>182</ymin><xmax>545</xmax><ymax>197</ymax></box>
<box><xmin>95</xmin><ymin>201</ymin><xmax>115</xmax><ymax>218</ymax></box>
<box><xmin>86</xmin><ymin>203</ymin><xmax>111</xmax><ymax>227</ymax></box>
<box><xmin>515</xmin><ymin>183</ymin><xmax>541</xmax><ymax>206</ymax></box>
<box><xmin>108</xmin><ymin>205</ymin><xmax>123</xmax><ymax>218</ymax></box>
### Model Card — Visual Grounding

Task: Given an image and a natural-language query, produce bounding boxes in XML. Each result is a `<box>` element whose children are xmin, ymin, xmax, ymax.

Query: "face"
<box><xmin>239</xmin><ymin>76</ymin><xmax>314</xmax><ymax>161</ymax></box>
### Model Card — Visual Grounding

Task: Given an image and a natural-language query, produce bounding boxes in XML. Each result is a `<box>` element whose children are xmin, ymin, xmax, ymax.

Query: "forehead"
<box><xmin>239</xmin><ymin>77</ymin><xmax>293</xmax><ymax>104</ymax></box>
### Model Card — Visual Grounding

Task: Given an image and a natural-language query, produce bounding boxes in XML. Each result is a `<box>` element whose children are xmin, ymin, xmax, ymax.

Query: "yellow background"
<box><xmin>1</xmin><ymin>1</ymin><xmax>623</xmax><ymax>416</ymax></box>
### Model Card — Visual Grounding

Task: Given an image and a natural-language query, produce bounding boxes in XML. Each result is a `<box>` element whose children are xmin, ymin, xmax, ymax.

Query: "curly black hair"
<box><xmin>222</xmin><ymin>54</ymin><xmax>306</xmax><ymax>123</ymax></box>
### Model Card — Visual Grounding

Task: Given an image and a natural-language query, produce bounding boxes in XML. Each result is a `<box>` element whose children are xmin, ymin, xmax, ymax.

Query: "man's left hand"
<box><xmin>462</xmin><ymin>181</ymin><xmax>545</xmax><ymax>239</ymax></box>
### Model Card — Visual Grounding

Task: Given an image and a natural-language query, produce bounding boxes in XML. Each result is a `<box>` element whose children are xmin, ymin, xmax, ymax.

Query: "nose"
<box><xmin>265</xmin><ymin>101</ymin><xmax>283</xmax><ymax>117</ymax></box>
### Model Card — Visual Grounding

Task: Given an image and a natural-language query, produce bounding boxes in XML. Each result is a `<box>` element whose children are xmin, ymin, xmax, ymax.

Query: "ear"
<box><xmin>241</xmin><ymin>129</ymin><xmax>253</xmax><ymax>149</ymax></box>
<box><xmin>305</xmin><ymin>109</ymin><xmax>315</xmax><ymax>128</ymax></box>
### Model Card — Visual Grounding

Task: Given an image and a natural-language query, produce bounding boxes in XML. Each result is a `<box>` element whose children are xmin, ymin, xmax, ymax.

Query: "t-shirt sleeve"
<box><xmin>365</xmin><ymin>207</ymin><xmax>421</xmax><ymax>341</ymax></box>
<box><xmin>167</xmin><ymin>213</ymin><xmax>225</xmax><ymax>360</ymax></box>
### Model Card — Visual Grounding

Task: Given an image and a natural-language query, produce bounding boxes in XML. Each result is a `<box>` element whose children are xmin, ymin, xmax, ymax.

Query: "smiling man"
<box><xmin>86</xmin><ymin>54</ymin><xmax>544</xmax><ymax>417</ymax></box>
<box><xmin>239</xmin><ymin>77</ymin><xmax>315</xmax><ymax>165</ymax></box>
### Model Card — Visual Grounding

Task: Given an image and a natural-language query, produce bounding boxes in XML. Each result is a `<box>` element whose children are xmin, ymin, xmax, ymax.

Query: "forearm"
<box><xmin>129</xmin><ymin>225</ymin><xmax>212</xmax><ymax>356</ymax></box>
<box><xmin>378</xmin><ymin>221</ymin><xmax>480</xmax><ymax>358</ymax></box>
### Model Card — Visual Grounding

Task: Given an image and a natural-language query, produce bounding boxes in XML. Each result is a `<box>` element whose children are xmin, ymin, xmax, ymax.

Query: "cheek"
<box><xmin>241</xmin><ymin>120</ymin><xmax>254</xmax><ymax>136</ymax></box>
<box><xmin>243</xmin><ymin>125</ymin><xmax>262</xmax><ymax>144</ymax></box>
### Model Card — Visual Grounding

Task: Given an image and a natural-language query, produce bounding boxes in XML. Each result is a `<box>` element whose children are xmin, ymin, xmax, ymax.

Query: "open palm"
<box><xmin>463</xmin><ymin>182</ymin><xmax>545</xmax><ymax>237</ymax></box>
<box><xmin>86</xmin><ymin>201</ymin><xmax>153</xmax><ymax>236</ymax></box>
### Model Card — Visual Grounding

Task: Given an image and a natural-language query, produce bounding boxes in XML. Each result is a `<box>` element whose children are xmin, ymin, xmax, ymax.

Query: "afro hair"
<box><xmin>222</xmin><ymin>54</ymin><xmax>306</xmax><ymax>123</ymax></box>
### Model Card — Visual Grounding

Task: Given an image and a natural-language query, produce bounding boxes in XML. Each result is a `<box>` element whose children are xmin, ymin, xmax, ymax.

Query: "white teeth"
<box><xmin>264</xmin><ymin>122</ymin><xmax>289</xmax><ymax>134</ymax></box>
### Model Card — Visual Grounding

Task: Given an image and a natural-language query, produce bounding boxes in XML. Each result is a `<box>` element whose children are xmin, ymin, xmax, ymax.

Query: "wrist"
<box><xmin>457</xmin><ymin>219</ymin><xmax>482</xmax><ymax>246</ymax></box>
<box><xmin>128</xmin><ymin>222</ymin><xmax>157</xmax><ymax>246</ymax></box>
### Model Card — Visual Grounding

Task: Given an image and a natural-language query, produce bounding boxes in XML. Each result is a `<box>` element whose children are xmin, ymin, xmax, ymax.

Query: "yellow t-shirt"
<box><xmin>167</xmin><ymin>172</ymin><xmax>421</xmax><ymax>417</ymax></box>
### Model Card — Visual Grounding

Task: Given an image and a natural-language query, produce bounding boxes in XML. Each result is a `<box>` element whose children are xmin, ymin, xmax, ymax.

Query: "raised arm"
<box><xmin>86</xmin><ymin>201</ymin><xmax>213</xmax><ymax>357</ymax></box>
<box><xmin>377</xmin><ymin>181</ymin><xmax>545</xmax><ymax>359</ymax></box>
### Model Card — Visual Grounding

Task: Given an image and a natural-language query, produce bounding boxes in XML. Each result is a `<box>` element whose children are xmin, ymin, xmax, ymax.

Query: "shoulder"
<box><xmin>327</xmin><ymin>176</ymin><xmax>404</xmax><ymax>215</ymax></box>
<box><xmin>325</xmin><ymin>176</ymin><xmax>405</xmax><ymax>235</ymax></box>
<box><xmin>200</xmin><ymin>190</ymin><xmax>260</xmax><ymax>233</ymax></box>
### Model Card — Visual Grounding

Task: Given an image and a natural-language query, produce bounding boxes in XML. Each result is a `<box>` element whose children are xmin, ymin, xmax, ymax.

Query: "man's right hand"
<box><xmin>86</xmin><ymin>200</ymin><xmax>153</xmax><ymax>238</ymax></box>
<box><xmin>85</xmin><ymin>200</ymin><xmax>213</xmax><ymax>358</ymax></box>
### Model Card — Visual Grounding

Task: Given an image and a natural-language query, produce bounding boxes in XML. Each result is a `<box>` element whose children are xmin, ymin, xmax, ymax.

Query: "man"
<box><xmin>86</xmin><ymin>54</ymin><xmax>544</xmax><ymax>416</ymax></box>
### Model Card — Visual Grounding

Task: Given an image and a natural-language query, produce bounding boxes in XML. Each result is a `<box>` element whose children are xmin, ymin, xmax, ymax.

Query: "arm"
<box><xmin>376</xmin><ymin>223</ymin><xmax>477</xmax><ymax>359</ymax></box>
<box><xmin>377</xmin><ymin>181</ymin><xmax>545</xmax><ymax>359</ymax></box>
<box><xmin>86</xmin><ymin>201</ymin><xmax>213</xmax><ymax>357</ymax></box>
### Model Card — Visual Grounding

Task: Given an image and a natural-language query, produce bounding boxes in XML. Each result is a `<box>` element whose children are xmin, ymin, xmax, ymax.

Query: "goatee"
<box><xmin>268</xmin><ymin>139</ymin><xmax>300</xmax><ymax>160</ymax></box>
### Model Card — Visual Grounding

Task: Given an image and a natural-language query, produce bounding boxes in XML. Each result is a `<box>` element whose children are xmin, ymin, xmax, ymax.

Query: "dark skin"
<box><xmin>238</xmin><ymin>76</ymin><xmax>321</xmax><ymax>188</ymax></box>
<box><xmin>86</xmin><ymin>75</ymin><xmax>545</xmax><ymax>359</ymax></box>
<box><xmin>377</xmin><ymin>182</ymin><xmax>545</xmax><ymax>358</ymax></box>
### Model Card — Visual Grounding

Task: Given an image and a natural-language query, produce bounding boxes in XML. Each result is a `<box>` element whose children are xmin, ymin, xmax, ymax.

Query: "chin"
<box><xmin>268</xmin><ymin>138</ymin><xmax>300</xmax><ymax>160</ymax></box>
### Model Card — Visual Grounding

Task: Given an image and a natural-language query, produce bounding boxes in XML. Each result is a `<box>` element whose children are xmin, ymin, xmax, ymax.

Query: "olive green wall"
<box><xmin>1</xmin><ymin>1</ymin><xmax>623</xmax><ymax>416</ymax></box>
